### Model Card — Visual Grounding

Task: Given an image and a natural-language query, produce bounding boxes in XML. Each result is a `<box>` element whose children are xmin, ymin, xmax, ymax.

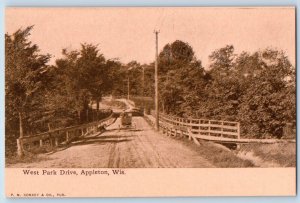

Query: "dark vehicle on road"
<box><xmin>121</xmin><ymin>111</ymin><xmax>132</xmax><ymax>127</ymax></box>
<box><xmin>118</xmin><ymin>107</ymin><xmax>143</xmax><ymax>130</ymax></box>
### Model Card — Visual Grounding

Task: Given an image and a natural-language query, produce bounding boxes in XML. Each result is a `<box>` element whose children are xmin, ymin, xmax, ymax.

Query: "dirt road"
<box><xmin>10</xmin><ymin>117</ymin><xmax>214</xmax><ymax>168</ymax></box>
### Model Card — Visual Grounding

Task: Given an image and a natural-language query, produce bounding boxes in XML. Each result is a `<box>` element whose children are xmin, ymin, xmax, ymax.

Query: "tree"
<box><xmin>236</xmin><ymin>49</ymin><xmax>295</xmax><ymax>138</ymax></box>
<box><xmin>158</xmin><ymin>40</ymin><xmax>206</xmax><ymax>116</ymax></box>
<box><xmin>55</xmin><ymin>49</ymin><xmax>82</xmax><ymax>122</ymax></box>
<box><xmin>53</xmin><ymin>43</ymin><xmax>115</xmax><ymax>123</ymax></box>
<box><xmin>143</xmin><ymin>63</ymin><xmax>155</xmax><ymax>97</ymax></box>
<box><xmin>158</xmin><ymin>40</ymin><xmax>195</xmax><ymax>74</ymax></box>
<box><xmin>77</xmin><ymin>43</ymin><xmax>108</xmax><ymax>110</ymax></box>
<box><xmin>107</xmin><ymin>60</ymin><xmax>126</xmax><ymax>96</ymax></box>
<box><xmin>203</xmin><ymin>46</ymin><xmax>295</xmax><ymax>138</ymax></box>
<box><xmin>209</xmin><ymin>45</ymin><xmax>235</xmax><ymax>74</ymax></box>
<box><xmin>5</xmin><ymin>26</ymin><xmax>51</xmax><ymax>156</ymax></box>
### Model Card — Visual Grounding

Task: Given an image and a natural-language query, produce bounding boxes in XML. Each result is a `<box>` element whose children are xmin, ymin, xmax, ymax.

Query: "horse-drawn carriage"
<box><xmin>119</xmin><ymin>110</ymin><xmax>136</xmax><ymax>130</ymax></box>
<box><xmin>121</xmin><ymin>111</ymin><xmax>132</xmax><ymax>127</ymax></box>
<box><xmin>118</xmin><ymin>107</ymin><xmax>144</xmax><ymax>130</ymax></box>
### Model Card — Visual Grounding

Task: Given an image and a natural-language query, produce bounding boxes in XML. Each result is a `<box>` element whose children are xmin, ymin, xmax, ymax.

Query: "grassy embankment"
<box><xmin>237</xmin><ymin>143</ymin><xmax>296</xmax><ymax>167</ymax></box>
<box><xmin>163</xmin><ymin>135</ymin><xmax>295</xmax><ymax>167</ymax></box>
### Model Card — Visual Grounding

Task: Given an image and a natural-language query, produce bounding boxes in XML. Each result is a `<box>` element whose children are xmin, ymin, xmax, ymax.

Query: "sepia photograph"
<box><xmin>4</xmin><ymin>7</ymin><xmax>296</xmax><ymax>197</ymax></box>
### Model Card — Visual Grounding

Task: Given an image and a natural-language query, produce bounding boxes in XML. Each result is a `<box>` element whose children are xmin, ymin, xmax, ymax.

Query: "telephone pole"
<box><xmin>142</xmin><ymin>66</ymin><xmax>145</xmax><ymax>114</ymax></box>
<box><xmin>127</xmin><ymin>66</ymin><xmax>132</xmax><ymax>101</ymax></box>
<box><xmin>127</xmin><ymin>76</ymin><xmax>130</xmax><ymax>100</ymax></box>
<box><xmin>154</xmin><ymin>30</ymin><xmax>160</xmax><ymax>131</ymax></box>
<box><xmin>142</xmin><ymin>66</ymin><xmax>145</xmax><ymax>98</ymax></box>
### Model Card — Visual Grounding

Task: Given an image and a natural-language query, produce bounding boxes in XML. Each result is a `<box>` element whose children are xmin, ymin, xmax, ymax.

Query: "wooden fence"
<box><xmin>17</xmin><ymin>112</ymin><xmax>116</xmax><ymax>154</ymax></box>
<box><xmin>148</xmin><ymin>111</ymin><xmax>295</xmax><ymax>145</ymax></box>
<box><xmin>159</xmin><ymin>113</ymin><xmax>240</xmax><ymax>139</ymax></box>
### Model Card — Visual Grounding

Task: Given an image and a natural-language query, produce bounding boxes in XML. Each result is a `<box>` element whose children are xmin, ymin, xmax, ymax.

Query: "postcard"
<box><xmin>5</xmin><ymin>7</ymin><xmax>296</xmax><ymax>197</ymax></box>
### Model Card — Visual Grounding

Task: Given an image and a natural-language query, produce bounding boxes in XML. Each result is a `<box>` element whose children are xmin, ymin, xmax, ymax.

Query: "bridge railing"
<box><xmin>159</xmin><ymin>113</ymin><xmax>240</xmax><ymax>139</ymax></box>
<box><xmin>17</xmin><ymin>112</ymin><xmax>116</xmax><ymax>154</ymax></box>
<box><xmin>149</xmin><ymin>110</ymin><xmax>240</xmax><ymax>142</ymax></box>
<box><xmin>147</xmin><ymin>111</ymin><xmax>295</xmax><ymax>144</ymax></box>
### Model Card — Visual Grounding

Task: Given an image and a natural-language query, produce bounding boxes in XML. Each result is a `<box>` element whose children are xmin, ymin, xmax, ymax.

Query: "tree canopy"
<box><xmin>5</xmin><ymin>26</ymin><xmax>296</xmax><ymax>158</ymax></box>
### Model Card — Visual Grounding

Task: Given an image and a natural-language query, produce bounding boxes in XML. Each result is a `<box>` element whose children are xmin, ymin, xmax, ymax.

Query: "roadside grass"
<box><xmin>6</xmin><ymin>152</ymin><xmax>50</xmax><ymax>166</ymax></box>
<box><xmin>5</xmin><ymin>144</ymin><xmax>55</xmax><ymax>166</ymax></box>
<box><xmin>238</xmin><ymin>143</ymin><xmax>296</xmax><ymax>167</ymax></box>
<box><xmin>170</xmin><ymin>136</ymin><xmax>255</xmax><ymax>168</ymax></box>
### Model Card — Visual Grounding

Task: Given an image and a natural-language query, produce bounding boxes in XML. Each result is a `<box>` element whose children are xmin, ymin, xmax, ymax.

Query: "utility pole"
<box><xmin>127</xmin><ymin>76</ymin><xmax>130</xmax><ymax>100</ymax></box>
<box><xmin>142</xmin><ymin>66</ymin><xmax>145</xmax><ymax>114</ymax></box>
<box><xmin>142</xmin><ymin>66</ymin><xmax>145</xmax><ymax>98</ymax></box>
<box><xmin>127</xmin><ymin>66</ymin><xmax>133</xmax><ymax>101</ymax></box>
<box><xmin>154</xmin><ymin>30</ymin><xmax>160</xmax><ymax>131</ymax></box>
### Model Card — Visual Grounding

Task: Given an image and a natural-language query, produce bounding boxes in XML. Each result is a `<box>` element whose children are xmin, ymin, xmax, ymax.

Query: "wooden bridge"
<box><xmin>148</xmin><ymin>111</ymin><xmax>295</xmax><ymax>145</ymax></box>
<box><xmin>13</xmin><ymin>99</ymin><xmax>294</xmax><ymax>168</ymax></box>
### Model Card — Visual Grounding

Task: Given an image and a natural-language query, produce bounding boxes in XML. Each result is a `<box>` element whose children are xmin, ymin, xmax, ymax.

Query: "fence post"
<box><xmin>66</xmin><ymin>131</ymin><xmax>69</xmax><ymax>142</ymax></box>
<box><xmin>49</xmin><ymin>135</ymin><xmax>53</xmax><ymax>147</ymax></box>
<box><xmin>237</xmin><ymin>122</ymin><xmax>241</xmax><ymax>150</ymax></box>
<box><xmin>221</xmin><ymin>121</ymin><xmax>223</xmax><ymax>137</ymax></box>
<box><xmin>208</xmin><ymin>120</ymin><xmax>211</xmax><ymax>136</ymax></box>
<box><xmin>188</xmin><ymin>128</ymin><xmax>200</xmax><ymax>145</ymax></box>
<box><xmin>39</xmin><ymin>139</ymin><xmax>43</xmax><ymax>147</ymax></box>
<box><xmin>55</xmin><ymin>137</ymin><xmax>58</xmax><ymax>146</ymax></box>
<box><xmin>17</xmin><ymin>138</ymin><xmax>24</xmax><ymax>157</ymax></box>
<box><xmin>237</xmin><ymin>122</ymin><xmax>240</xmax><ymax>140</ymax></box>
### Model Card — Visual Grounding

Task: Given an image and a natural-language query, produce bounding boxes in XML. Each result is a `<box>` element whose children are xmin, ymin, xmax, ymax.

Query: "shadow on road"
<box><xmin>72</xmin><ymin>137</ymin><xmax>132</xmax><ymax>146</ymax></box>
<box><xmin>47</xmin><ymin>134</ymin><xmax>134</xmax><ymax>155</ymax></box>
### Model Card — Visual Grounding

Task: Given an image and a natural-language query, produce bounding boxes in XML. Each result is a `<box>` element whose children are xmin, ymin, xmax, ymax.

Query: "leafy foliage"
<box><xmin>5</xmin><ymin>26</ymin><xmax>296</xmax><ymax>158</ymax></box>
<box><xmin>158</xmin><ymin>43</ymin><xmax>295</xmax><ymax>138</ymax></box>
<box><xmin>5</xmin><ymin>26</ymin><xmax>51</xmax><ymax>138</ymax></box>
<box><xmin>5</xmin><ymin>27</ymin><xmax>122</xmax><ymax>156</ymax></box>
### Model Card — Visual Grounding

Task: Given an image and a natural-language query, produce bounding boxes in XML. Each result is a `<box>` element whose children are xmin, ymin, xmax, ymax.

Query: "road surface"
<box><xmin>10</xmin><ymin>117</ymin><xmax>214</xmax><ymax>168</ymax></box>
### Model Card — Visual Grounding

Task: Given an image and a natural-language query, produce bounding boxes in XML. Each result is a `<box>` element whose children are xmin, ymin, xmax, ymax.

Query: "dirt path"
<box><xmin>9</xmin><ymin>117</ymin><xmax>214</xmax><ymax>168</ymax></box>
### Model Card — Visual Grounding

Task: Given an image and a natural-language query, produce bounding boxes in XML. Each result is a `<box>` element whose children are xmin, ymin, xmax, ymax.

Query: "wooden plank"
<box><xmin>173</xmin><ymin>125</ymin><xmax>188</xmax><ymax>131</ymax></box>
<box><xmin>209</xmin><ymin>130</ymin><xmax>239</xmax><ymax>136</ymax></box>
<box><xmin>161</xmin><ymin>114</ymin><xmax>239</xmax><ymax>126</ymax></box>
<box><xmin>21</xmin><ymin>133</ymin><xmax>51</xmax><ymax>144</ymax></box>
<box><xmin>192</xmin><ymin>133</ymin><xmax>295</xmax><ymax>144</ymax></box>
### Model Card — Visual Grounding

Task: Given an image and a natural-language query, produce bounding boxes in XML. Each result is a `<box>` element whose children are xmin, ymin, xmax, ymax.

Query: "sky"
<box><xmin>5</xmin><ymin>7</ymin><xmax>295</xmax><ymax>68</ymax></box>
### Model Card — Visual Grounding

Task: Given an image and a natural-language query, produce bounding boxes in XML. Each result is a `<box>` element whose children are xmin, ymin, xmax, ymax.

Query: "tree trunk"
<box><xmin>96</xmin><ymin>99</ymin><xmax>100</xmax><ymax>111</ymax></box>
<box><xmin>96</xmin><ymin>98</ymin><xmax>100</xmax><ymax>121</ymax></box>
<box><xmin>19</xmin><ymin>112</ymin><xmax>24</xmax><ymax>138</ymax></box>
<box><xmin>78</xmin><ymin>110</ymin><xmax>81</xmax><ymax>123</ymax></box>
<box><xmin>17</xmin><ymin>111</ymin><xmax>24</xmax><ymax>157</ymax></box>
<box><xmin>86</xmin><ymin>109</ymin><xmax>89</xmax><ymax>122</ymax></box>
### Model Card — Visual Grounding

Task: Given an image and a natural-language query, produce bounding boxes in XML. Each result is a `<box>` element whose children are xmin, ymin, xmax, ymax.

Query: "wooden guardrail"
<box><xmin>148</xmin><ymin>111</ymin><xmax>295</xmax><ymax>145</ymax></box>
<box><xmin>17</xmin><ymin>112</ymin><xmax>117</xmax><ymax>153</ymax></box>
<box><xmin>159</xmin><ymin>113</ymin><xmax>240</xmax><ymax>139</ymax></box>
